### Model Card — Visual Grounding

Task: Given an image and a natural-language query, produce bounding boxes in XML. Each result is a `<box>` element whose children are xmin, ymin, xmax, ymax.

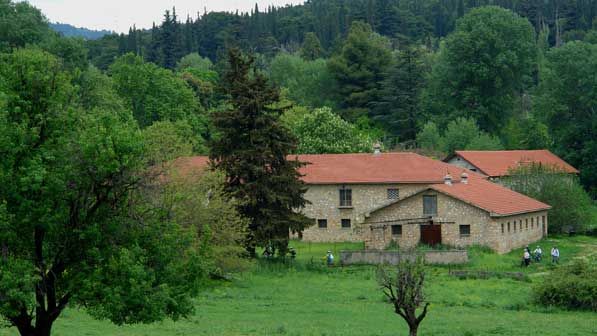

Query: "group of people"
<box><xmin>521</xmin><ymin>245</ymin><xmax>560</xmax><ymax>267</ymax></box>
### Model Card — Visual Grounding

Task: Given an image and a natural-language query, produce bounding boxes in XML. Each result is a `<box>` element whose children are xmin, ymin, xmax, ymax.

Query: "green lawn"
<box><xmin>1</xmin><ymin>236</ymin><xmax>596</xmax><ymax>336</ymax></box>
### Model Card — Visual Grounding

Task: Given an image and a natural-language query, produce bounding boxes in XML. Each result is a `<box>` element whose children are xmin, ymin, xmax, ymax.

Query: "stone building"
<box><xmin>176</xmin><ymin>152</ymin><xmax>551</xmax><ymax>254</ymax></box>
<box><xmin>444</xmin><ymin>150</ymin><xmax>578</xmax><ymax>181</ymax></box>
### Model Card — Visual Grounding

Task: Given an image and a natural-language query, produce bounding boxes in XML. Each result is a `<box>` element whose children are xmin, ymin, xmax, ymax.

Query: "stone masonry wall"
<box><xmin>298</xmin><ymin>184</ymin><xmax>427</xmax><ymax>242</ymax></box>
<box><xmin>364</xmin><ymin>191</ymin><xmax>492</xmax><ymax>250</ymax></box>
<box><xmin>491</xmin><ymin>211</ymin><xmax>548</xmax><ymax>254</ymax></box>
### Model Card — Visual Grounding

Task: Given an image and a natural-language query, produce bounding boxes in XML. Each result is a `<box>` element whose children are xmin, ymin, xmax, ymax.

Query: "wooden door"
<box><xmin>420</xmin><ymin>223</ymin><xmax>442</xmax><ymax>246</ymax></box>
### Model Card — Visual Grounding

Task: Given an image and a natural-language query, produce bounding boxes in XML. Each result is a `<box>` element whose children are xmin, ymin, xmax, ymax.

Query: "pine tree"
<box><xmin>372</xmin><ymin>46</ymin><xmax>427</xmax><ymax>142</ymax></box>
<box><xmin>210</xmin><ymin>48</ymin><xmax>311</xmax><ymax>257</ymax></box>
<box><xmin>300</xmin><ymin>32</ymin><xmax>322</xmax><ymax>60</ymax></box>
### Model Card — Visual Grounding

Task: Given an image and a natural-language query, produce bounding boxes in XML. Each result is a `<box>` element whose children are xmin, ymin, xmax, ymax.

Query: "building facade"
<box><xmin>178</xmin><ymin>152</ymin><xmax>552</xmax><ymax>254</ymax></box>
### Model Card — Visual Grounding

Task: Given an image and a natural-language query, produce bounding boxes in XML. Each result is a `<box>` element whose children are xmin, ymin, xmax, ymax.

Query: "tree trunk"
<box><xmin>408</xmin><ymin>324</ymin><xmax>418</xmax><ymax>336</ymax></box>
<box><xmin>14</xmin><ymin>318</ymin><xmax>53</xmax><ymax>336</ymax></box>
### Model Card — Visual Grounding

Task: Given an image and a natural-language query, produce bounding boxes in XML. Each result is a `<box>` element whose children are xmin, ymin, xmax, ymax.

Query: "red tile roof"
<box><xmin>294</xmin><ymin>153</ymin><xmax>490</xmax><ymax>184</ymax></box>
<box><xmin>176</xmin><ymin>153</ymin><xmax>549</xmax><ymax>216</ymax></box>
<box><xmin>450</xmin><ymin>150</ymin><xmax>578</xmax><ymax>177</ymax></box>
<box><xmin>430</xmin><ymin>178</ymin><xmax>551</xmax><ymax>216</ymax></box>
<box><xmin>175</xmin><ymin>153</ymin><xmax>485</xmax><ymax>184</ymax></box>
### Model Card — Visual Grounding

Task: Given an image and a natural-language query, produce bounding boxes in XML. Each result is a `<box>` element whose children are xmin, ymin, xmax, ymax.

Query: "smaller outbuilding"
<box><xmin>444</xmin><ymin>150</ymin><xmax>579</xmax><ymax>180</ymax></box>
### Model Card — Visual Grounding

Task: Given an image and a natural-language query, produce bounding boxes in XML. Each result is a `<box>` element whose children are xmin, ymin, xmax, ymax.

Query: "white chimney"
<box><xmin>444</xmin><ymin>173</ymin><xmax>452</xmax><ymax>186</ymax></box>
<box><xmin>373</xmin><ymin>142</ymin><xmax>381</xmax><ymax>155</ymax></box>
<box><xmin>461</xmin><ymin>172</ymin><xmax>468</xmax><ymax>184</ymax></box>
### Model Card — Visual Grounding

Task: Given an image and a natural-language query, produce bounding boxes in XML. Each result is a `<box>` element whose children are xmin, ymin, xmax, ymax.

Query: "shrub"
<box><xmin>504</xmin><ymin>164</ymin><xmax>593</xmax><ymax>234</ymax></box>
<box><xmin>533</xmin><ymin>259</ymin><xmax>597</xmax><ymax>311</ymax></box>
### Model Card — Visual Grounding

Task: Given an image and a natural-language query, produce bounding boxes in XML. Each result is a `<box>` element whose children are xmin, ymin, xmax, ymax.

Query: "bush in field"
<box><xmin>533</xmin><ymin>259</ymin><xmax>597</xmax><ymax>311</ymax></box>
<box><xmin>504</xmin><ymin>164</ymin><xmax>593</xmax><ymax>234</ymax></box>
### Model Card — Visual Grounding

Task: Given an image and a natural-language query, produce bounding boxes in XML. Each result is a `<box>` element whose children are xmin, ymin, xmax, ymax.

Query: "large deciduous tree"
<box><xmin>0</xmin><ymin>49</ymin><xmax>205</xmax><ymax>336</ymax></box>
<box><xmin>422</xmin><ymin>6</ymin><xmax>536</xmax><ymax>133</ymax></box>
<box><xmin>209</xmin><ymin>48</ymin><xmax>311</xmax><ymax>257</ymax></box>
<box><xmin>534</xmin><ymin>41</ymin><xmax>597</xmax><ymax>196</ymax></box>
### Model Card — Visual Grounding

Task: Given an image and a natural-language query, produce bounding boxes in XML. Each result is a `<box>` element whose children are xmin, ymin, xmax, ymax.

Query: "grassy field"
<box><xmin>1</xmin><ymin>236</ymin><xmax>596</xmax><ymax>336</ymax></box>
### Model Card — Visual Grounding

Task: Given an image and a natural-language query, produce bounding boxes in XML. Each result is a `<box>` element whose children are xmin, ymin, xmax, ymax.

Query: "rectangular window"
<box><xmin>531</xmin><ymin>217</ymin><xmax>534</xmax><ymax>229</ymax></box>
<box><xmin>525</xmin><ymin>219</ymin><xmax>528</xmax><ymax>230</ymax></box>
<box><xmin>317</xmin><ymin>219</ymin><xmax>327</xmax><ymax>228</ymax></box>
<box><xmin>459</xmin><ymin>225</ymin><xmax>471</xmax><ymax>237</ymax></box>
<box><xmin>391</xmin><ymin>224</ymin><xmax>402</xmax><ymax>236</ymax></box>
<box><xmin>514</xmin><ymin>222</ymin><xmax>517</xmax><ymax>233</ymax></box>
<box><xmin>387</xmin><ymin>188</ymin><xmax>400</xmax><ymax>200</ymax></box>
<box><xmin>341</xmin><ymin>219</ymin><xmax>351</xmax><ymax>228</ymax></box>
<box><xmin>339</xmin><ymin>187</ymin><xmax>352</xmax><ymax>207</ymax></box>
<box><xmin>507</xmin><ymin>222</ymin><xmax>510</xmax><ymax>232</ymax></box>
<box><xmin>423</xmin><ymin>195</ymin><xmax>437</xmax><ymax>216</ymax></box>
<box><xmin>501</xmin><ymin>223</ymin><xmax>504</xmax><ymax>234</ymax></box>
<box><xmin>519</xmin><ymin>220</ymin><xmax>522</xmax><ymax>232</ymax></box>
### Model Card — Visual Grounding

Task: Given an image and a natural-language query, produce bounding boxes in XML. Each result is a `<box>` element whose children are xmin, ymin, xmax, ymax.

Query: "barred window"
<box><xmin>387</xmin><ymin>188</ymin><xmax>400</xmax><ymax>200</ymax></box>
<box><xmin>341</xmin><ymin>218</ymin><xmax>351</xmax><ymax>228</ymax></box>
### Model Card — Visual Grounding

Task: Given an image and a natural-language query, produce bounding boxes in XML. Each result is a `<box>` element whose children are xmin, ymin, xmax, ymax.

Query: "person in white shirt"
<box><xmin>533</xmin><ymin>246</ymin><xmax>542</xmax><ymax>262</ymax></box>
<box><xmin>551</xmin><ymin>246</ymin><xmax>560</xmax><ymax>264</ymax></box>
<box><xmin>523</xmin><ymin>249</ymin><xmax>531</xmax><ymax>267</ymax></box>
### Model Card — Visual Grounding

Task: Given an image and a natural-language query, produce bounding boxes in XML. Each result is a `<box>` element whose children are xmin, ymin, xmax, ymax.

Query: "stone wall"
<box><xmin>364</xmin><ymin>190</ymin><xmax>492</xmax><ymax>250</ymax></box>
<box><xmin>298</xmin><ymin>183</ymin><xmax>427</xmax><ymax>242</ymax></box>
<box><xmin>491</xmin><ymin>211</ymin><xmax>548</xmax><ymax>254</ymax></box>
<box><xmin>446</xmin><ymin>156</ymin><xmax>483</xmax><ymax>174</ymax></box>
<box><xmin>340</xmin><ymin>250</ymin><xmax>468</xmax><ymax>265</ymax></box>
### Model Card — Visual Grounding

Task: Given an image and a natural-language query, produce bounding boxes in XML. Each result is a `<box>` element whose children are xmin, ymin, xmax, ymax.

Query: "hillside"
<box><xmin>50</xmin><ymin>22</ymin><xmax>112</xmax><ymax>40</ymax></box>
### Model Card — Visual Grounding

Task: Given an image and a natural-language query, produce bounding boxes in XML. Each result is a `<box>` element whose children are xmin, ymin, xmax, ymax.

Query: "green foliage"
<box><xmin>502</xmin><ymin>116</ymin><xmax>551</xmax><ymax>150</ymax></box>
<box><xmin>288</xmin><ymin>107</ymin><xmax>375</xmax><ymax>154</ymax></box>
<box><xmin>372</xmin><ymin>46</ymin><xmax>428</xmax><ymax>141</ymax></box>
<box><xmin>533</xmin><ymin>259</ymin><xmax>597</xmax><ymax>311</ymax></box>
<box><xmin>417</xmin><ymin>117</ymin><xmax>503</xmax><ymax>154</ymax></box>
<box><xmin>328</xmin><ymin>21</ymin><xmax>393</xmax><ymax>121</ymax></box>
<box><xmin>142</xmin><ymin>120</ymin><xmax>197</xmax><ymax>165</ymax></box>
<box><xmin>416</xmin><ymin>121</ymin><xmax>443</xmax><ymax>152</ymax></box>
<box><xmin>0</xmin><ymin>47</ymin><xmax>206</xmax><ymax>335</ymax></box>
<box><xmin>0</xmin><ymin>0</ymin><xmax>51</xmax><ymax>51</ymax></box>
<box><xmin>534</xmin><ymin>41</ymin><xmax>597</xmax><ymax>196</ymax></box>
<box><xmin>300</xmin><ymin>32</ymin><xmax>322</xmax><ymax>60</ymax></box>
<box><xmin>422</xmin><ymin>6</ymin><xmax>536</xmax><ymax>133</ymax></box>
<box><xmin>109</xmin><ymin>53</ymin><xmax>207</xmax><ymax>134</ymax></box>
<box><xmin>210</xmin><ymin>48</ymin><xmax>311</xmax><ymax>257</ymax></box>
<box><xmin>164</xmin><ymin>170</ymin><xmax>250</xmax><ymax>274</ymax></box>
<box><xmin>504</xmin><ymin>164</ymin><xmax>593</xmax><ymax>234</ymax></box>
<box><xmin>176</xmin><ymin>52</ymin><xmax>213</xmax><ymax>73</ymax></box>
<box><xmin>269</xmin><ymin>53</ymin><xmax>338</xmax><ymax>108</ymax></box>
<box><xmin>40</xmin><ymin>35</ymin><xmax>88</xmax><ymax>71</ymax></box>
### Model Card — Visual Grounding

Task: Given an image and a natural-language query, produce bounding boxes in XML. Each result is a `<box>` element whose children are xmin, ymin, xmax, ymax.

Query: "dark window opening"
<box><xmin>387</xmin><ymin>188</ymin><xmax>400</xmax><ymax>200</ymax></box>
<box><xmin>391</xmin><ymin>224</ymin><xmax>402</xmax><ymax>236</ymax></box>
<box><xmin>341</xmin><ymin>219</ymin><xmax>351</xmax><ymax>228</ymax></box>
<box><xmin>501</xmin><ymin>223</ymin><xmax>504</xmax><ymax>234</ymax></box>
<box><xmin>423</xmin><ymin>195</ymin><xmax>437</xmax><ymax>216</ymax></box>
<box><xmin>317</xmin><ymin>219</ymin><xmax>327</xmax><ymax>228</ymax></box>
<box><xmin>525</xmin><ymin>219</ymin><xmax>528</xmax><ymax>230</ymax></box>
<box><xmin>459</xmin><ymin>225</ymin><xmax>471</xmax><ymax>237</ymax></box>
<box><xmin>507</xmin><ymin>222</ymin><xmax>510</xmax><ymax>232</ymax></box>
<box><xmin>339</xmin><ymin>187</ymin><xmax>352</xmax><ymax>207</ymax></box>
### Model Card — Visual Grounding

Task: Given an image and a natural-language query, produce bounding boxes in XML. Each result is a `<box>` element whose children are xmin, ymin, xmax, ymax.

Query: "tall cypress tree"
<box><xmin>210</xmin><ymin>48</ymin><xmax>311</xmax><ymax>257</ymax></box>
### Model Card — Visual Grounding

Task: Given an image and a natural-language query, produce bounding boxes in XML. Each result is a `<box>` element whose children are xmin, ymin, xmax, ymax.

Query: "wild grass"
<box><xmin>1</xmin><ymin>236</ymin><xmax>595</xmax><ymax>336</ymax></box>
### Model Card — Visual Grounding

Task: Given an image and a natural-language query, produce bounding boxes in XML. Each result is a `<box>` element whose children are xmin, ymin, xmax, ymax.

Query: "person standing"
<box><xmin>551</xmin><ymin>246</ymin><xmax>560</xmax><ymax>264</ymax></box>
<box><xmin>523</xmin><ymin>249</ymin><xmax>531</xmax><ymax>267</ymax></box>
<box><xmin>326</xmin><ymin>251</ymin><xmax>334</xmax><ymax>266</ymax></box>
<box><xmin>533</xmin><ymin>246</ymin><xmax>542</xmax><ymax>262</ymax></box>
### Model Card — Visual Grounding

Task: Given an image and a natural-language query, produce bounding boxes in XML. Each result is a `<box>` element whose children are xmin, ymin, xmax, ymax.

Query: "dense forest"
<box><xmin>0</xmin><ymin>0</ymin><xmax>596</xmax><ymax>334</ymax></box>
<box><xmin>85</xmin><ymin>0</ymin><xmax>597</xmax><ymax>196</ymax></box>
